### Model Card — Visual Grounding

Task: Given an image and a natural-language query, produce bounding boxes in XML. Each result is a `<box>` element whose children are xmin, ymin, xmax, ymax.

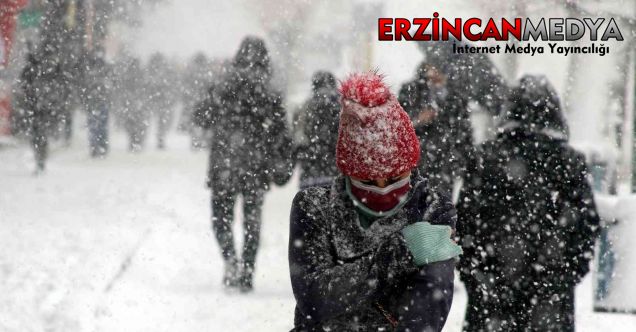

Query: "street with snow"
<box><xmin>2</xmin><ymin>127</ymin><xmax>636</xmax><ymax>331</ymax></box>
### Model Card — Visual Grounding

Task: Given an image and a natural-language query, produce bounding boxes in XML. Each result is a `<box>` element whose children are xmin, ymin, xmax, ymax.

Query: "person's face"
<box><xmin>426</xmin><ymin>67</ymin><xmax>446</xmax><ymax>89</ymax></box>
<box><xmin>350</xmin><ymin>170</ymin><xmax>411</xmax><ymax>189</ymax></box>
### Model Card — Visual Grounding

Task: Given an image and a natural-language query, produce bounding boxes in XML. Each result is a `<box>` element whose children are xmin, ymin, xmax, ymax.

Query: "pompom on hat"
<box><xmin>336</xmin><ymin>72</ymin><xmax>420</xmax><ymax>180</ymax></box>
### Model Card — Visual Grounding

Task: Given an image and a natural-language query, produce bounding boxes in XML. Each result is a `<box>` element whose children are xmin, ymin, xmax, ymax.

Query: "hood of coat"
<box><xmin>311</xmin><ymin>71</ymin><xmax>337</xmax><ymax>93</ymax></box>
<box><xmin>232</xmin><ymin>36</ymin><xmax>272</xmax><ymax>86</ymax></box>
<box><xmin>326</xmin><ymin>173</ymin><xmax>428</xmax><ymax>260</ymax></box>
<box><xmin>500</xmin><ymin>74</ymin><xmax>569</xmax><ymax>140</ymax></box>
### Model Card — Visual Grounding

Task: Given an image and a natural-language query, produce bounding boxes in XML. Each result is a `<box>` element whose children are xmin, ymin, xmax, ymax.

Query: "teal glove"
<box><xmin>401</xmin><ymin>222</ymin><xmax>463</xmax><ymax>266</ymax></box>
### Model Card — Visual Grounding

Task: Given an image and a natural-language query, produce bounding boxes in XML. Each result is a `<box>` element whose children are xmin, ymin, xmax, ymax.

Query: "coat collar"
<box><xmin>327</xmin><ymin>174</ymin><xmax>426</xmax><ymax>260</ymax></box>
<box><xmin>498</xmin><ymin>120</ymin><xmax>568</xmax><ymax>141</ymax></box>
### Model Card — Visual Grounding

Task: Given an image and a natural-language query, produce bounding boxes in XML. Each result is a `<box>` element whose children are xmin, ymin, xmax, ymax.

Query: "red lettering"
<box><xmin>501</xmin><ymin>18</ymin><xmax>522</xmax><ymax>41</ymax></box>
<box><xmin>463</xmin><ymin>18</ymin><xmax>482</xmax><ymax>41</ymax></box>
<box><xmin>481</xmin><ymin>18</ymin><xmax>502</xmax><ymax>40</ymax></box>
<box><xmin>394</xmin><ymin>18</ymin><xmax>412</xmax><ymax>41</ymax></box>
<box><xmin>378</xmin><ymin>18</ymin><xmax>393</xmax><ymax>41</ymax></box>
<box><xmin>432</xmin><ymin>15</ymin><xmax>439</xmax><ymax>40</ymax></box>
<box><xmin>412</xmin><ymin>18</ymin><xmax>430</xmax><ymax>41</ymax></box>
<box><xmin>441</xmin><ymin>18</ymin><xmax>462</xmax><ymax>40</ymax></box>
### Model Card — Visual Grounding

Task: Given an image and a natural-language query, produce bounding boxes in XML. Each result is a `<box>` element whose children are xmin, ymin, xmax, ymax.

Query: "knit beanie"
<box><xmin>336</xmin><ymin>72</ymin><xmax>420</xmax><ymax>179</ymax></box>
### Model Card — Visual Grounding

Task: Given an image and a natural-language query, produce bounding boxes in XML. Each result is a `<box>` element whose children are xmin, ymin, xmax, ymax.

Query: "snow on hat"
<box><xmin>336</xmin><ymin>72</ymin><xmax>420</xmax><ymax>180</ymax></box>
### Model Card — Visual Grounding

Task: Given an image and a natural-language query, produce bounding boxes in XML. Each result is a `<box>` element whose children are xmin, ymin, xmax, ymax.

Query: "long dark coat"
<box><xmin>294</xmin><ymin>72</ymin><xmax>340</xmax><ymax>189</ymax></box>
<box><xmin>194</xmin><ymin>38</ymin><xmax>292</xmax><ymax>191</ymax></box>
<box><xmin>456</xmin><ymin>76</ymin><xmax>600</xmax><ymax>332</ymax></box>
<box><xmin>19</xmin><ymin>53</ymin><xmax>59</xmax><ymax>137</ymax></box>
<box><xmin>289</xmin><ymin>174</ymin><xmax>456</xmax><ymax>332</ymax></box>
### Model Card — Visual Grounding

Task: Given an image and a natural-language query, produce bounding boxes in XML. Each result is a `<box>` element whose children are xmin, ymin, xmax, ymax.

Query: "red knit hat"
<box><xmin>336</xmin><ymin>72</ymin><xmax>420</xmax><ymax>180</ymax></box>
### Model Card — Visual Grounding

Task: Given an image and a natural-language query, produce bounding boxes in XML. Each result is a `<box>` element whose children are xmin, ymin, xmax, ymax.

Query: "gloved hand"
<box><xmin>401</xmin><ymin>222</ymin><xmax>463</xmax><ymax>266</ymax></box>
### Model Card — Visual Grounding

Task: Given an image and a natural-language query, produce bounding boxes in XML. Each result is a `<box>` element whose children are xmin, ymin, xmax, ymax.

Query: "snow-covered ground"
<box><xmin>2</xmin><ymin>127</ymin><xmax>636</xmax><ymax>331</ymax></box>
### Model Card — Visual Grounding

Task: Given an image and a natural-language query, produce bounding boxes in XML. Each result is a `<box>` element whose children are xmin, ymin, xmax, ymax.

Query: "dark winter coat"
<box><xmin>82</xmin><ymin>56</ymin><xmax>111</xmax><ymax>108</ymax></box>
<box><xmin>294</xmin><ymin>72</ymin><xmax>340</xmax><ymax>189</ymax></box>
<box><xmin>289</xmin><ymin>174</ymin><xmax>456</xmax><ymax>331</ymax></box>
<box><xmin>19</xmin><ymin>53</ymin><xmax>57</xmax><ymax>134</ymax></box>
<box><xmin>180</xmin><ymin>54</ymin><xmax>214</xmax><ymax>130</ymax></box>
<box><xmin>144</xmin><ymin>54</ymin><xmax>178</xmax><ymax>114</ymax></box>
<box><xmin>456</xmin><ymin>75</ymin><xmax>599</xmax><ymax>331</ymax></box>
<box><xmin>19</xmin><ymin>54</ymin><xmax>40</xmax><ymax>121</ymax></box>
<box><xmin>118</xmin><ymin>58</ymin><xmax>148</xmax><ymax>134</ymax></box>
<box><xmin>195</xmin><ymin>37</ymin><xmax>293</xmax><ymax>191</ymax></box>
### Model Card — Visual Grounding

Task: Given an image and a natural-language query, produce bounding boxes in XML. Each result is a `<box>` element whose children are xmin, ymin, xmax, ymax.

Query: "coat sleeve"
<box><xmin>455</xmin><ymin>147</ymin><xmax>486</xmax><ymax>289</ymax></box>
<box><xmin>396</xmin><ymin>259</ymin><xmax>455</xmax><ymax>332</ymax></box>
<box><xmin>193</xmin><ymin>87</ymin><xmax>217</xmax><ymax>129</ymax></box>
<box><xmin>266</xmin><ymin>93</ymin><xmax>294</xmax><ymax>186</ymax></box>
<box><xmin>561</xmin><ymin>152</ymin><xmax>600</xmax><ymax>284</ymax></box>
<box><xmin>397</xmin><ymin>191</ymin><xmax>457</xmax><ymax>332</ymax></box>
<box><xmin>291</xmin><ymin>106</ymin><xmax>308</xmax><ymax>168</ymax></box>
<box><xmin>288</xmin><ymin>190</ymin><xmax>418</xmax><ymax>324</ymax></box>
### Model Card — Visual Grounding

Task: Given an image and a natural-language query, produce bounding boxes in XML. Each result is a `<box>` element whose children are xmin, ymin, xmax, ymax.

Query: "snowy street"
<box><xmin>0</xmin><ymin>129</ymin><xmax>635</xmax><ymax>331</ymax></box>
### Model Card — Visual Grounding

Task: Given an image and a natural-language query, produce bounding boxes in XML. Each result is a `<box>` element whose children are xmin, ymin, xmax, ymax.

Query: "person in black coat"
<box><xmin>194</xmin><ymin>36</ymin><xmax>293</xmax><ymax>292</ymax></box>
<box><xmin>118</xmin><ymin>57</ymin><xmax>149</xmax><ymax>152</ymax></box>
<box><xmin>456</xmin><ymin>75</ymin><xmax>600</xmax><ymax>332</ymax></box>
<box><xmin>19</xmin><ymin>51</ymin><xmax>57</xmax><ymax>173</ymax></box>
<box><xmin>179</xmin><ymin>53</ymin><xmax>214</xmax><ymax>150</ymax></box>
<box><xmin>414</xmin><ymin>41</ymin><xmax>509</xmax><ymax>192</ymax></box>
<box><xmin>399</xmin><ymin>62</ymin><xmax>460</xmax><ymax>194</ymax></box>
<box><xmin>82</xmin><ymin>52</ymin><xmax>110</xmax><ymax>158</ymax></box>
<box><xmin>294</xmin><ymin>71</ymin><xmax>340</xmax><ymax>189</ymax></box>
<box><xmin>145</xmin><ymin>53</ymin><xmax>178</xmax><ymax>149</ymax></box>
<box><xmin>289</xmin><ymin>72</ymin><xmax>461</xmax><ymax>331</ymax></box>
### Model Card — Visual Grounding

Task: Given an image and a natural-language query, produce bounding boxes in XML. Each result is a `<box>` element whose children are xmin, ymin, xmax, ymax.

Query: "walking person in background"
<box><xmin>180</xmin><ymin>53</ymin><xmax>213</xmax><ymax>150</ymax></box>
<box><xmin>399</xmin><ymin>62</ymin><xmax>460</xmax><ymax>194</ymax></box>
<box><xmin>419</xmin><ymin>40</ymin><xmax>509</xmax><ymax>189</ymax></box>
<box><xmin>293</xmin><ymin>71</ymin><xmax>340</xmax><ymax>190</ymax></box>
<box><xmin>119</xmin><ymin>57</ymin><xmax>149</xmax><ymax>152</ymax></box>
<box><xmin>82</xmin><ymin>52</ymin><xmax>110</xmax><ymax>158</ymax></box>
<box><xmin>194</xmin><ymin>36</ymin><xmax>293</xmax><ymax>292</ymax></box>
<box><xmin>145</xmin><ymin>53</ymin><xmax>178</xmax><ymax>150</ymax></box>
<box><xmin>289</xmin><ymin>72</ymin><xmax>461</xmax><ymax>331</ymax></box>
<box><xmin>457</xmin><ymin>75</ymin><xmax>600</xmax><ymax>332</ymax></box>
<box><xmin>19</xmin><ymin>51</ymin><xmax>57</xmax><ymax>174</ymax></box>
<box><xmin>57</xmin><ymin>64</ymin><xmax>75</xmax><ymax>147</ymax></box>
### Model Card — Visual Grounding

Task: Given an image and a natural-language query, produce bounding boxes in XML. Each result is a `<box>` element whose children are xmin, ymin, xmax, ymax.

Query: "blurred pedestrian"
<box><xmin>145</xmin><ymin>53</ymin><xmax>178</xmax><ymax>150</ymax></box>
<box><xmin>180</xmin><ymin>53</ymin><xmax>213</xmax><ymax>150</ymax></box>
<box><xmin>456</xmin><ymin>75</ymin><xmax>600</xmax><ymax>332</ymax></box>
<box><xmin>293</xmin><ymin>71</ymin><xmax>340</xmax><ymax>190</ymax></box>
<box><xmin>289</xmin><ymin>72</ymin><xmax>461</xmax><ymax>331</ymax></box>
<box><xmin>82</xmin><ymin>52</ymin><xmax>110</xmax><ymax>158</ymax></box>
<box><xmin>399</xmin><ymin>62</ymin><xmax>462</xmax><ymax>193</ymax></box>
<box><xmin>19</xmin><ymin>51</ymin><xmax>58</xmax><ymax>173</ymax></box>
<box><xmin>119</xmin><ymin>57</ymin><xmax>149</xmax><ymax>152</ymax></box>
<box><xmin>194</xmin><ymin>36</ymin><xmax>293</xmax><ymax>292</ymax></box>
<box><xmin>58</xmin><ymin>67</ymin><xmax>75</xmax><ymax>147</ymax></box>
<box><xmin>417</xmin><ymin>41</ymin><xmax>509</xmax><ymax>192</ymax></box>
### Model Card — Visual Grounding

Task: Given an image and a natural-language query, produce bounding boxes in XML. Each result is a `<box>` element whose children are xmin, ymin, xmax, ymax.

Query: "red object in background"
<box><xmin>0</xmin><ymin>96</ymin><xmax>10</xmax><ymax>136</ymax></box>
<box><xmin>0</xmin><ymin>0</ymin><xmax>28</xmax><ymax>135</ymax></box>
<box><xmin>0</xmin><ymin>0</ymin><xmax>28</xmax><ymax>66</ymax></box>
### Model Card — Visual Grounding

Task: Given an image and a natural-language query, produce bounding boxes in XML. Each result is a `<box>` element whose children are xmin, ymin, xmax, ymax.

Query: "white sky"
<box><xmin>128</xmin><ymin>0</ymin><xmax>265</xmax><ymax>61</ymax></box>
